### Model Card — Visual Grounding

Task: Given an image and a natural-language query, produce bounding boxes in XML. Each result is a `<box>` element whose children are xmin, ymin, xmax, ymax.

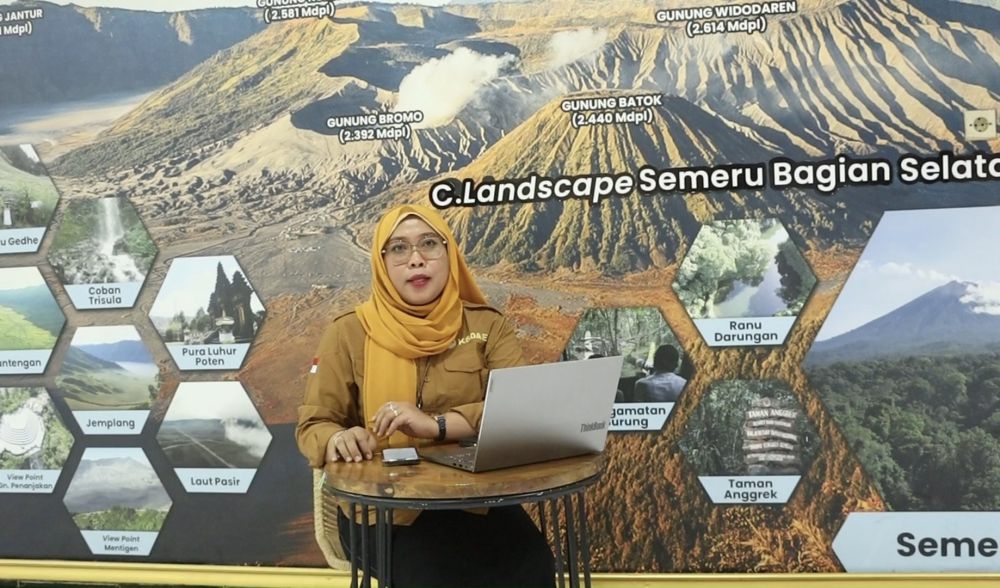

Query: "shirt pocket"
<box><xmin>439</xmin><ymin>350</ymin><xmax>486</xmax><ymax>407</ymax></box>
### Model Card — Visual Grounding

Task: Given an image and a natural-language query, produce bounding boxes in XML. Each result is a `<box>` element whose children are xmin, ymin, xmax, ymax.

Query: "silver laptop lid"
<box><xmin>471</xmin><ymin>356</ymin><xmax>624</xmax><ymax>472</ymax></box>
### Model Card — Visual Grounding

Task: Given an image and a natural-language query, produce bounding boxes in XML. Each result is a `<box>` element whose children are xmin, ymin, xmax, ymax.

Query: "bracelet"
<box><xmin>435</xmin><ymin>414</ymin><xmax>447</xmax><ymax>441</ymax></box>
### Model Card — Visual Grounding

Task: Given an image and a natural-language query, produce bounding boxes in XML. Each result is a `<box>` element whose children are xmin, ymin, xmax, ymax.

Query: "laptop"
<box><xmin>420</xmin><ymin>356</ymin><xmax>624</xmax><ymax>472</ymax></box>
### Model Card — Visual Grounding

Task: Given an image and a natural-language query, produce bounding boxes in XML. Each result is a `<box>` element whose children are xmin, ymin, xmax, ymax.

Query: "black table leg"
<box><xmin>576</xmin><ymin>492</ymin><xmax>592</xmax><ymax>588</ymax></box>
<box><xmin>563</xmin><ymin>494</ymin><xmax>579</xmax><ymax>588</ymax></box>
<box><xmin>537</xmin><ymin>502</ymin><xmax>549</xmax><ymax>550</ymax></box>
<box><xmin>385</xmin><ymin>508</ymin><xmax>394</xmax><ymax>588</ymax></box>
<box><xmin>549</xmin><ymin>499</ymin><xmax>565</xmax><ymax>588</ymax></box>
<box><xmin>376</xmin><ymin>508</ymin><xmax>386</xmax><ymax>588</ymax></box>
<box><xmin>361</xmin><ymin>506</ymin><xmax>371</xmax><ymax>588</ymax></box>
<box><xmin>349</xmin><ymin>502</ymin><xmax>358</xmax><ymax>588</ymax></box>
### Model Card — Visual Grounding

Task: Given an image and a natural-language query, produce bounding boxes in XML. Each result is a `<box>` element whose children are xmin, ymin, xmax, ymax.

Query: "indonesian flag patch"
<box><xmin>310</xmin><ymin>357</ymin><xmax>319</xmax><ymax>374</ymax></box>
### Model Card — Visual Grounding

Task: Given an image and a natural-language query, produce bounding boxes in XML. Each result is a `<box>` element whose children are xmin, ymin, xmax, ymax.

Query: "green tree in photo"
<box><xmin>808</xmin><ymin>352</ymin><xmax>1000</xmax><ymax>510</ymax></box>
<box><xmin>775</xmin><ymin>238</ymin><xmax>816</xmax><ymax>315</ymax></box>
<box><xmin>122</xmin><ymin>223</ymin><xmax>157</xmax><ymax>269</ymax></box>
<box><xmin>680</xmin><ymin>380</ymin><xmax>819</xmax><ymax>476</ymax></box>
<box><xmin>0</xmin><ymin>387</ymin><xmax>31</xmax><ymax>414</ymax></box>
<box><xmin>40</xmin><ymin>411</ymin><xmax>73</xmax><ymax>469</ymax></box>
<box><xmin>73</xmin><ymin>506</ymin><xmax>168</xmax><ymax>531</ymax></box>
<box><xmin>562</xmin><ymin>307</ymin><xmax>675</xmax><ymax>377</ymax></box>
<box><xmin>230</xmin><ymin>270</ymin><xmax>257</xmax><ymax>340</ymax></box>
<box><xmin>675</xmin><ymin>220</ymin><xmax>772</xmax><ymax>318</ymax></box>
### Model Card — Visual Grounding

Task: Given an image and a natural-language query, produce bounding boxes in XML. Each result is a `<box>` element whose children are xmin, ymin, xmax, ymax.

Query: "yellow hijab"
<box><xmin>355</xmin><ymin>204</ymin><xmax>485</xmax><ymax>447</ymax></box>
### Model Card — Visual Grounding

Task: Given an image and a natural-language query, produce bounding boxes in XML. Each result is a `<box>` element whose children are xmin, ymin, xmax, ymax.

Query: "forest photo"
<box><xmin>806</xmin><ymin>206</ymin><xmax>1000</xmax><ymax>511</ymax></box>
<box><xmin>679</xmin><ymin>380</ymin><xmax>819</xmax><ymax>477</ymax></box>
<box><xmin>561</xmin><ymin>306</ymin><xmax>691</xmax><ymax>404</ymax></box>
<box><xmin>674</xmin><ymin>219</ymin><xmax>815</xmax><ymax>320</ymax></box>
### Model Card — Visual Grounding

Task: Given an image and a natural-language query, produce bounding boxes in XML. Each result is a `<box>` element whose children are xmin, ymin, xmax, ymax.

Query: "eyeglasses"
<box><xmin>381</xmin><ymin>235</ymin><xmax>447</xmax><ymax>266</ymax></box>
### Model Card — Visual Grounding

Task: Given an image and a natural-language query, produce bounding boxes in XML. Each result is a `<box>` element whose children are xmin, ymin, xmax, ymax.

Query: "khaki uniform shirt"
<box><xmin>296</xmin><ymin>301</ymin><xmax>526</xmax><ymax>467</ymax></box>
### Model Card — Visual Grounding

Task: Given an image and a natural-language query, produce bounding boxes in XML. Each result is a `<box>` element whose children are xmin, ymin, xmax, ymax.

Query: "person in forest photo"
<box><xmin>633</xmin><ymin>344</ymin><xmax>686</xmax><ymax>403</ymax></box>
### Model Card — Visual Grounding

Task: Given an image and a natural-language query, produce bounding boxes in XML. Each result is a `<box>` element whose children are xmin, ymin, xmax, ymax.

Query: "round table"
<box><xmin>324</xmin><ymin>451</ymin><xmax>605</xmax><ymax>588</ymax></box>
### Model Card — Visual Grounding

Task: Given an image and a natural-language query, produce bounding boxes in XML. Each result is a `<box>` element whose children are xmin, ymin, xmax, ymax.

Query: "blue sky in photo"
<box><xmin>816</xmin><ymin>206</ymin><xmax>1000</xmax><ymax>340</ymax></box>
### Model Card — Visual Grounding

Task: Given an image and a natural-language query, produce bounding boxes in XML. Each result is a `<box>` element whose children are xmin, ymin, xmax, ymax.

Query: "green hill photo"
<box><xmin>0</xmin><ymin>306</ymin><xmax>58</xmax><ymax>350</ymax></box>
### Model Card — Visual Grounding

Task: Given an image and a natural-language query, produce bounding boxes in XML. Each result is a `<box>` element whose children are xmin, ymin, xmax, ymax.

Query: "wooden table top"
<box><xmin>323</xmin><ymin>449</ymin><xmax>604</xmax><ymax>502</ymax></box>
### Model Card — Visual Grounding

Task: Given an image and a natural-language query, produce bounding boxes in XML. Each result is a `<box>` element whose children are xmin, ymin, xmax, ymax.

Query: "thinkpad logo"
<box><xmin>580</xmin><ymin>421</ymin><xmax>606</xmax><ymax>433</ymax></box>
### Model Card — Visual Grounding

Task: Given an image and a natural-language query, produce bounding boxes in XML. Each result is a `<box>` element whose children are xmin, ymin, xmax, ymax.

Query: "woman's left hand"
<box><xmin>371</xmin><ymin>401</ymin><xmax>437</xmax><ymax>439</ymax></box>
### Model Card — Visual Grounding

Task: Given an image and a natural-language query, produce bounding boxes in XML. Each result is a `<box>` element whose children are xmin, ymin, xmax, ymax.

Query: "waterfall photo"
<box><xmin>48</xmin><ymin>197</ymin><xmax>156</xmax><ymax>285</ymax></box>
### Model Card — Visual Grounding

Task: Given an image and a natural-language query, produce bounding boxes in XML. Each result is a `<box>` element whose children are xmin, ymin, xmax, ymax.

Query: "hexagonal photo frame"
<box><xmin>805</xmin><ymin>205</ymin><xmax>1000</xmax><ymax>513</ymax></box>
<box><xmin>673</xmin><ymin>218</ymin><xmax>816</xmax><ymax>347</ymax></box>
<box><xmin>63</xmin><ymin>447</ymin><xmax>171</xmax><ymax>556</ymax></box>
<box><xmin>53</xmin><ymin>326</ymin><xmax>160</xmax><ymax>436</ymax></box>
<box><xmin>48</xmin><ymin>197</ymin><xmax>157</xmax><ymax>310</ymax></box>
<box><xmin>149</xmin><ymin>256</ymin><xmax>266</xmax><ymax>371</ymax></box>
<box><xmin>0</xmin><ymin>144</ymin><xmax>60</xmax><ymax>255</ymax></box>
<box><xmin>157</xmin><ymin>381</ymin><xmax>271</xmax><ymax>493</ymax></box>
<box><xmin>678</xmin><ymin>379</ymin><xmax>819</xmax><ymax>505</ymax></box>
<box><xmin>0</xmin><ymin>266</ymin><xmax>65</xmax><ymax>375</ymax></box>
<box><xmin>0</xmin><ymin>387</ymin><xmax>74</xmax><ymax>493</ymax></box>
<box><xmin>561</xmin><ymin>306</ymin><xmax>692</xmax><ymax>432</ymax></box>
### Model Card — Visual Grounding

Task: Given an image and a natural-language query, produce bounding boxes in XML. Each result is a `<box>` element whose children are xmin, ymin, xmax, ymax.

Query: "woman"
<box><xmin>296</xmin><ymin>204</ymin><xmax>554</xmax><ymax>587</ymax></box>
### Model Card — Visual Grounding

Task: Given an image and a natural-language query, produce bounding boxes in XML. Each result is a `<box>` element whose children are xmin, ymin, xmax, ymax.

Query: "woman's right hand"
<box><xmin>326</xmin><ymin>426</ymin><xmax>378</xmax><ymax>463</ymax></box>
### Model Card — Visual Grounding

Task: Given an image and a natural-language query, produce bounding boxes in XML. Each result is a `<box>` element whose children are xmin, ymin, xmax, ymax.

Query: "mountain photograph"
<box><xmin>805</xmin><ymin>206</ymin><xmax>1000</xmax><ymax>510</ymax></box>
<box><xmin>808</xmin><ymin>280</ymin><xmax>1000</xmax><ymax>365</ymax></box>
<box><xmin>0</xmin><ymin>268</ymin><xmax>62</xmax><ymax>351</ymax></box>
<box><xmin>63</xmin><ymin>448</ymin><xmax>171</xmax><ymax>532</ymax></box>
<box><xmin>54</xmin><ymin>326</ymin><xmax>158</xmax><ymax>411</ymax></box>
<box><xmin>0</xmin><ymin>1</ymin><xmax>264</xmax><ymax>107</ymax></box>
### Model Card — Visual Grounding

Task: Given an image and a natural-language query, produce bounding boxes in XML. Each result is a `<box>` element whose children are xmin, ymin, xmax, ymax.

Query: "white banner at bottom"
<box><xmin>834</xmin><ymin>512</ymin><xmax>1000</xmax><ymax>572</ymax></box>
